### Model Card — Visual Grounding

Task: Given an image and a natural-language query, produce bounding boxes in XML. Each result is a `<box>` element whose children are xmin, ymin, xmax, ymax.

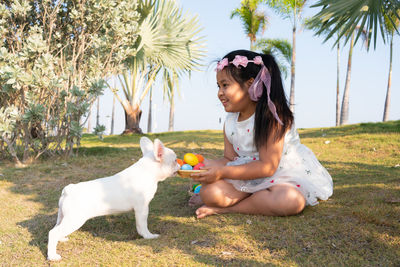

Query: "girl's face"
<box><xmin>217</xmin><ymin>70</ymin><xmax>254</xmax><ymax>114</ymax></box>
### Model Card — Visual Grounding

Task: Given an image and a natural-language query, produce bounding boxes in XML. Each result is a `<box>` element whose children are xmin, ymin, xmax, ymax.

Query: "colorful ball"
<box><xmin>181</xmin><ymin>164</ymin><xmax>193</xmax><ymax>170</ymax></box>
<box><xmin>177</xmin><ymin>158</ymin><xmax>184</xmax><ymax>166</ymax></box>
<box><xmin>183</xmin><ymin>153</ymin><xmax>199</xmax><ymax>166</ymax></box>
<box><xmin>193</xmin><ymin>162</ymin><xmax>205</xmax><ymax>170</ymax></box>
<box><xmin>195</xmin><ymin>154</ymin><xmax>204</xmax><ymax>163</ymax></box>
<box><xmin>192</xmin><ymin>183</ymin><xmax>200</xmax><ymax>191</ymax></box>
<box><xmin>193</xmin><ymin>184</ymin><xmax>202</xmax><ymax>194</ymax></box>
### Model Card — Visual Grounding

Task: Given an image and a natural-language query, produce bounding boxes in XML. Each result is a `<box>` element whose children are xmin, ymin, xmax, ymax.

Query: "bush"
<box><xmin>0</xmin><ymin>0</ymin><xmax>140</xmax><ymax>165</ymax></box>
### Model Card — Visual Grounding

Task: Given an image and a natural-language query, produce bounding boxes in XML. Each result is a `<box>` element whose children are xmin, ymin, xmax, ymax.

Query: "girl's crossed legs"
<box><xmin>196</xmin><ymin>180</ymin><xmax>306</xmax><ymax>219</ymax></box>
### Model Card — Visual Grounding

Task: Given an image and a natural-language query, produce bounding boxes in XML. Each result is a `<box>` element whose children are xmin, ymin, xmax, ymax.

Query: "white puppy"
<box><xmin>47</xmin><ymin>137</ymin><xmax>180</xmax><ymax>261</ymax></box>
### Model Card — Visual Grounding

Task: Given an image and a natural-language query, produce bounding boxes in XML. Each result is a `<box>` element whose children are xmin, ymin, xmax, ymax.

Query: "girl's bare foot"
<box><xmin>195</xmin><ymin>205</ymin><xmax>221</xmax><ymax>219</ymax></box>
<box><xmin>188</xmin><ymin>193</ymin><xmax>203</xmax><ymax>207</ymax></box>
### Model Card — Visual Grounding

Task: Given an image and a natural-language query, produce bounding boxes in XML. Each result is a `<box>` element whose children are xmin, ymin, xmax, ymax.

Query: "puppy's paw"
<box><xmin>143</xmin><ymin>233</ymin><xmax>159</xmax><ymax>239</ymax></box>
<box><xmin>48</xmin><ymin>253</ymin><xmax>62</xmax><ymax>261</ymax></box>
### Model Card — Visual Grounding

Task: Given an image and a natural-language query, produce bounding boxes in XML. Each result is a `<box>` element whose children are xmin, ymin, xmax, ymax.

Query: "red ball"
<box><xmin>193</xmin><ymin>163</ymin><xmax>205</xmax><ymax>170</ymax></box>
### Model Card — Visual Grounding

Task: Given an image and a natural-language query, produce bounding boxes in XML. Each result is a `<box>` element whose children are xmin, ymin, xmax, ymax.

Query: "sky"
<box><xmin>86</xmin><ymin>0</ymin><xmax>400</xmax><ymax>135</ymax></box>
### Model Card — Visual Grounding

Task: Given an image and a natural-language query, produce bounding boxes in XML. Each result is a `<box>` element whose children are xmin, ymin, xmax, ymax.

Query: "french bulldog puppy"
<box><xmin>47</xmin><ymin>137</ymin><xmax>180</xmax><ymax>261</ymax></box>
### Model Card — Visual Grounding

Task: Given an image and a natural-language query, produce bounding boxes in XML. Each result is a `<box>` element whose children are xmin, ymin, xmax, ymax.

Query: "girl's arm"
<box><xmin>222</xmin><ymin>132</ymin><xmax>284</xmax><ymax>180</ymax></box>
<box><xmin>192</xmin><ymin>129</ymin><xmax>284</xmax><ymax>183</ymax></box>
<box><xmin>201</xmin><ymin>128</ymin><xmax>238</xmax><ymax>168</ymax></box>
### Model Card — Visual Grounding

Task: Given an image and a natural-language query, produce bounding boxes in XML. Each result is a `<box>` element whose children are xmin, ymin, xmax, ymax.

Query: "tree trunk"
<box><xmin>147</xmin><ymin>87</ymin><xmax>153</xmax><ymax>133</ymax></box>
<box><xmin>110</xmin><ymin>93</ymin><xmax>115</xmax><ymax>135</ymax></box>
<box><xmin>2</xmin><ymin>135</ymin><xmax>24</xmax><ymax>167</ymax></box>
<box><xmin>96</xmin><ymin>97</ymin><xmax>100</xmax><ymax>127</ymax></box>
<box><xmin>168</xmin><ymin>89</ymin><xmax>175</xmax><ymax>132</ymax></box>
<box><xmin>87</xmin><ymin>102</ymin><xmax>92</xmax><ymax>133</ymax></box>
<box><xmin>336</xmin><ymin>41</ymin><xmax>341</xmax><ymax>126</ymax></box>
<box><xmin>289</xmin><ymin>24</ymin><xmax>296</xmax><ymax>113</ymax></box>
<box><xmin>340</xmin><ymin>33</ymin><xmax>355</xmax><ymax>125</ymax></box>
<box><xmin>121</xmin><ymin>99</ymin><xmax>143</xmax><ymax>134</ymax></box>
<box><xmin>383</xmin><ymin>34</ymin><xmax>393</xmax><ymax>122</ymax></box>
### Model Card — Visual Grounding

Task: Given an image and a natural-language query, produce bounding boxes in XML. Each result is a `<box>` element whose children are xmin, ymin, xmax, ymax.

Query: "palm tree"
<box><xmin>96</xmin><ymin>97</ymin><xmax>100</xmax><ymax>129</ymax></box>
<box><xmin>264</xmin><ymin>0</ymin><xmax>308</xmax><ymax>114</ymax></box>
<box><xmin>339</xmin><ymin>32</ymin><xmax>355</xmax><ymax>126</ymax></box>
<box><xmin>160</xmin><ymin>68</ymin><xmax>180</xmax><ymax>132</ymax></box>
<box><xmin>311</xmin><ymin>0</ymin><xmax>400</xmax><ymax>50</ymax></box>
<box><xmin>147</xmin><ymin>86</ymin><xmax>153</xmax><ymax>133</ymax></box>
<box><xmin>382</xmin><ymin>10</ymin><xmax>399</xmax><ymax>122</ymax></box>
<box><xmin>87</xmin><ymin>103</ymin><xmax>92</xmax><ymax>133</ymax></box>
<box><xmin>158</xmin><ymin>6</ymin><xmax>205</xmax><ymax>132</ymax></box>
<box><xmin>110</xmin><ymin>0</ymin><xmax>205</xmax><ymax>134</ymax></box>
<box><xmin>307</xmin><ymin>17</ymin><xmax>368</xmax><ymax>126</ymax></box>
<box><xmin>311</xmin><ymin>0</ymin><xmax>400</xmax><ymax>124</ymax></box>
<box><xmin>254</xmin><ymin>38</ymin><xmax>292</xmax><ymax>78</ymax></box>
<box><xmin>305</xmin><ymin>17</ymin><xmax>342</xmax><ymax>126</ymax></box>
<box><xmin>340</xmin><ymin>27</ymin><xmax>368</xmax><ymax>125</ymax></box>
<box><xmin>335</xmin><ymin>39</ymin><xmax>341</xmax><ymax>126</ymax></box>
<box><xmin>231</xmin><ymin>0</ymin><xmax>269</xmax><ymax>50</ymax></box>
<box><xmin>110</xmin><ymin>93</ymin><xmax>116</xmax><ymax>135</ymax></box>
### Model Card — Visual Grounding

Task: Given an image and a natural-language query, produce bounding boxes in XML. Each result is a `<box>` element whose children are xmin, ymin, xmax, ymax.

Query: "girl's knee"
<box><xmin>288</xmin><ymin>193</ymin><xmax>306</xmax><ymax>215</ymax></box>
<box><xmin>200</xmin><ymin>182</ymin><xmax>230</xmax><ymax>207</ymax></box>
<box><xmin>285</xmin><ymin>188</ymin><xmax>305</xmax><ymax>215</ymax></box>
<box><xmin>200</xmin><ymin>180</ymin><xmax>247</xmax><ymax>208</ymax></box>
<box><xmin>271</xmin><ymin>185</ymin><xmax>306</xmax><ymax>216</ymax></box>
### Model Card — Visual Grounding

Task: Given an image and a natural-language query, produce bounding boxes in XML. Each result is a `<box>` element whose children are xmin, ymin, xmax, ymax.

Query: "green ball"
<box><xmin>193</xmin><ymin>184</ymin><xmax>202</xmax><ymax>194</ymax></box>
<box><xmin>192</xmin><ymin>183</ymin><xmax>200</xmax><ymax>191</ymax></box>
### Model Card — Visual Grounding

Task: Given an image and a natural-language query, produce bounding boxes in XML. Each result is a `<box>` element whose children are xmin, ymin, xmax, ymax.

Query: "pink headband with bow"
<box><xmin>216</xmin><ymin>55</ymin><xmax>283</xmax><ymax>125</ymax></box>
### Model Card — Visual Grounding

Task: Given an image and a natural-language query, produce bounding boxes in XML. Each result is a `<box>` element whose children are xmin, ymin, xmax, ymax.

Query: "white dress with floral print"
<box><xmin>224</xmin><ymin>112</ymin><xmax>333</xmax><ymax>206</ymax></box>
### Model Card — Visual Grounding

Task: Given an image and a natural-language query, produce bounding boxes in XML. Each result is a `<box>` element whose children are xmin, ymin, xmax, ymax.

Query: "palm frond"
<box><xmin>265</xmin><ymin>0</ymin><xmax>308</xmax><ymax>21</ymax></box>
<box><xmin>255</xmin><ymin>38</ymin><xmax>292</xmax><ymax>78</ymax></box>
<box><xmin>117</xmin><ymin>0</ymin><xmax>206</xmax><ymax>108</ymax></box>
<box><xmin>311</xmin><ymin>0</ymin><xmax>400</xmax><ymax>50</ymax></box>
<box><xmin>230</xmin><ymin>0</ymin><xmax>269</xmax><ymax>44</ymax></box>
<box><xmin>383</xmin><ymin>8</ymin><xmax>400</xmax><ymax>34</ymax></box>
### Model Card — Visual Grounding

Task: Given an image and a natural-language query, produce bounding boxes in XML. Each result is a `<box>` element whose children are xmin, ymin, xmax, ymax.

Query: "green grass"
<box><xmin>0</xmin><ymin>121</ymin><xmax>399</xmax><ymax>266</ymax></box>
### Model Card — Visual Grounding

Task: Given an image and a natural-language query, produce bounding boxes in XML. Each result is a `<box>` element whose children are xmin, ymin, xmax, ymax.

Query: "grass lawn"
<box><xmin>0</xmin><ymin>121</ymin><xmax>399</xmax><ymax>266</ymax></box>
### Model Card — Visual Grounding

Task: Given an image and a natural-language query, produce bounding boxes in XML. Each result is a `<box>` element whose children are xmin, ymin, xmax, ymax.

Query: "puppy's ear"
<box><xmin>140</xmin><ymin>136</ymin><xmax>153</xmax><ymax>156</ymax></box>
<box><xmin>153</xmin><ymin>139</ymin><xmax>164</xmax><ymax>162</ymax></box>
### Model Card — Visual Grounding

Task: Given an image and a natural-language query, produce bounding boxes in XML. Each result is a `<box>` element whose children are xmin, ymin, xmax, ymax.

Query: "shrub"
<box><xmin>0</xmin><ymin>0</ymin><xmax>140</xmax><ymax>165</ymax></box>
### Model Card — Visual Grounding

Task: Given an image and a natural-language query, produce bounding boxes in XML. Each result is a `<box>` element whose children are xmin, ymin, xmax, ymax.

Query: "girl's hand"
<box><xmin>190</xmin><ymin>166</ymin><xmax>222</xmax><ymax>183</ymax></box>
<box><xmin>191</xmin><ymin>158</ymin><xmax>225</xmax><ymax>183</ymax></box>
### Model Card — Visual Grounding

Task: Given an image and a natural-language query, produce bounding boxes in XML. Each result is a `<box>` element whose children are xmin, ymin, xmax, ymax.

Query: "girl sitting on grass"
<box><xmin>191</xmin><ymin>49</ymin><xmax>333</xmax><ymax>219</ymax></box>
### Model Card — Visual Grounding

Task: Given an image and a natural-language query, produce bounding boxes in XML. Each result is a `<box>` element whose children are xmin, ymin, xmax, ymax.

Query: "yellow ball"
<box><xmin>183</xmin><ymin>153</ymin><xmax>199</xmax><ymax>166</ymax></box>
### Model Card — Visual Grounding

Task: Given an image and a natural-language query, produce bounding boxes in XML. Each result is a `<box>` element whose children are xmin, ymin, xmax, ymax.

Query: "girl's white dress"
<box><xmin>224</xmin><ymin>112</ymin><xmax>333</xmax><ymax>206</ymax></box>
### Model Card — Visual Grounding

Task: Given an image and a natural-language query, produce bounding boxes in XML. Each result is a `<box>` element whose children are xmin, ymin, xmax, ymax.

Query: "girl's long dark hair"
<box><xmin>221</xmin><ymin>50</ymin><xmax>293</xmax><ymax>149</ymax></box>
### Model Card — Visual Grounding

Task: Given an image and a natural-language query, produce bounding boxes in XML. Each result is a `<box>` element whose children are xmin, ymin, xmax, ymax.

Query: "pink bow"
<box><xmin>232</xmin><ymin>55</ymin><xmax>249</xmax><ymax>68</ymax></box>
<box><xmin>253</xmin><ymin>56</ymin><xmax>263</xmax><ymax>65</ymax></box>
<box><xmin>216</xmin><ymin>56</ymin><xmax>263</xmax><ymax>71</ymax></box>
<box><xmin>248</xmin><ymin>66</ymin><xmax>284</xmax><ymax>125</ymax></box>
<box><xmin>216</xmin><ymin>58</ymin><xmax>229</xmax><ymax>71</ymax></box>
